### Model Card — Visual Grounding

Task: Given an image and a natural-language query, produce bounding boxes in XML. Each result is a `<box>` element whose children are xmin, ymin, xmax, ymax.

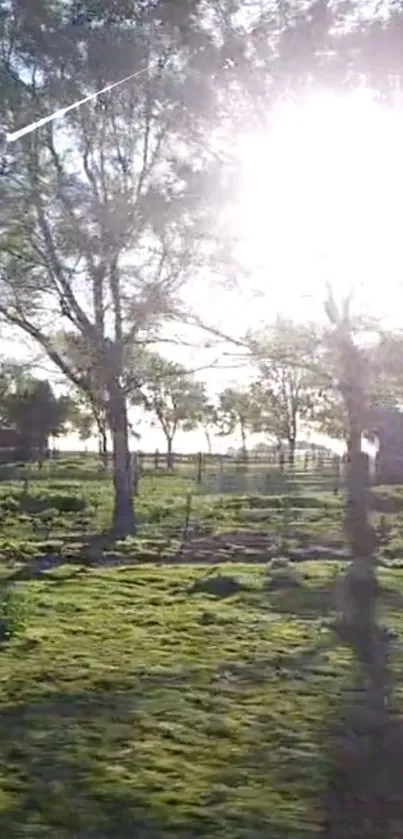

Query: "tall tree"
<box><xmin>323</xmin><ymin>287</ymin><xmax>393</xmax><ymax>838</ymax></box>
<box><xmin>135</xmin><ymin>352</ymin><xmax>207</xmax><ymax>467</ymax></box>
<box><xmin>215</xmin><ymin>386</ymin><xmax>254</xmax><ymax>459</ymax></box>
<box><xmin>248</xmin><ymin>318</ymin><xmax>322</xmax><ymax>464</ymax></box>
<box><xmin>0</xmin><ymin>0</ymin><xmax>237</xmax><ymax>535</ymax></box>
<box><xmin>200</xmin><ymin>401</ymin><xmax>218</xmax><ymax>454</ymax></box>
<box><xmin>55</xmin><ymin>331</ymin><xmax>110</xmax><ymax>463</ymax></box>
<box><xmin>3</xmin><ymin>377</ymin><xmax>71</xmax><ymax>461</ymax></box>
<box><xmin>309</xmin><ymin>326</ymin><xmax>403</xmax><ymax>444</ymax></box>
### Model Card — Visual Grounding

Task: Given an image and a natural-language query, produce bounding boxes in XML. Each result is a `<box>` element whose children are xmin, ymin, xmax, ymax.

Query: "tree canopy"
<box><xmin>134</xmin><ymin>351</ymin><xmax>207</xmax><ymax>465</ymax></box>
<box><xmin>2</xmin><ymin>0</ymin><xmax>403</xmax><ymax>531</ymax></box>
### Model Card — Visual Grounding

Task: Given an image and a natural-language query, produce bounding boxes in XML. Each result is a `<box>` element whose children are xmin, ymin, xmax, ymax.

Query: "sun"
<box><xmin>236</xmin><ymin>88</ymin><xmax>403</xmax><ymax>324</ymax></box>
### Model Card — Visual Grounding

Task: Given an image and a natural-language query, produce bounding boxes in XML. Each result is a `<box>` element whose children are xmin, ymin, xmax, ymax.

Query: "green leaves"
<box><xmin>1</xmin><ymin>376</ymin><xmax>71</xmax><ymax>454</ymax></box>
<box><xmin>215</xmin><ymin>387</ymin><xmax>253</xmax><ymax>438</ymax></box>
<box><xmin>247</xmin><ymin>318</ymin><xmax>325</xmax><ymax>449</ymax></box>
<box><xmin>130</xmin><ymin>350</ymin><xmax>208</xmax><ymax>447</ymax></box>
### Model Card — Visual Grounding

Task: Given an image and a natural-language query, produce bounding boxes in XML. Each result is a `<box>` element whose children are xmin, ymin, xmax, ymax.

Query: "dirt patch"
<box><xmin>6</xmin><ymin>531</ymin><xmax>351</xmax><ymax>582</ymax></box>
<box><xmin>171</xmin><ymin>531</ymin><xmax>350</xmax><ymax>564</ymax></box>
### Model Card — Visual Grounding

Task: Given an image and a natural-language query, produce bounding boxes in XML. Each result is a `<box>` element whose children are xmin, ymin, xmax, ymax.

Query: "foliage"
<box><xmin>308</xmin><ymin>389</ymin><xmax>348</xmax><ymax>440</ymax></box>
<box><xmin>200</xmin><ymin>401</ymin><xmax>218</xmax><ymax>453</ymax></box>
<box><xmin>54</xmin><ymin>331</ymin><xmax>109</xmax><ymax>452</ymax></box>
<box><xmin>367</xmin><ymin>331</ymin><xmax>403</xmax><ymax>410</ymax></box>
<box><xmin>247</xmin><ymin>319</ymin><xmax>325</xmax><ymax>458</ymax></box>
<box><xmin>1</xmin><ymin>377</ymin><xmax>72</xmax><ymax>458</ymax></box>
<box><xmin>214</xmin><ymin>386</ymin><xmax>255</xmax><ymax>456</ymax></box>
<box><xmin>134</xmin><ymin>352</ymin><xmax>207</xmax><ymax>462</ymax></box>
<box><xmin>19</xmin><ymin>491</ymin><xmax>87</xmax><ymax>515</ymax></box>
<box><xmin>0</xmin><ymin>0</ymin><xmax>238</xmax><ymax>534</ymax></box>
<box><xmin>0</xmin><ymin>584</ymin><xmax>32</xmax><ymax>642</ymax></box>
<box><xmin>67</xmin><ymin>402</ymin><xmax>96</xmax><ymax>443</ymax></box>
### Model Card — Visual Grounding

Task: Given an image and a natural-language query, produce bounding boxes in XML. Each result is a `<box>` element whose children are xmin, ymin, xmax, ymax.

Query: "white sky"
<box><xmin>5</xmin><ymin>85</ymin><xmax>403</xmax><ymax>454</ymax></box>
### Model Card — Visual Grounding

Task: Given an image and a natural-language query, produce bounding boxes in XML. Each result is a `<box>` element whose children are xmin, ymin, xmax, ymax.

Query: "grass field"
<box><xmin>0</xmin><ymin>468</ymin><xmax>403</xmax><ymax>836</ymax></box>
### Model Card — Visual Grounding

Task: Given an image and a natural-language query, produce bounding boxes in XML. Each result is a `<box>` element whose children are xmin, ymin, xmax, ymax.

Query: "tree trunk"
<box><xmin>97</xmin><ymin>424</ymin><xmax>108</xmax><ymax>470</ymax></box>
<box><xmin>108</xmin><ymin>382</ymin><xmax>135</xmax><ymax>537</ymax></box>
<box><xmin>323</xmin><ymin>318</ymin><xmax>393</xmax><ymax>839</ymax></box>
<box><xmin>288</xmin><ymin>437</ymin><xmax>296</xmax><ymax>466</ymax></box>
<box><xmin>240</xmin><ymin>423</ymin><xmax>247</xmax><ymax>462</ymax></box>
<box><xmin>166</xmin><ymin>436</ymin><xmax>174</xmax><ymax>469</ymax></box>
<box><xmin>205</xmin><ymin>429</ymin><xmax>212</xmax><ymax>454</ymax></box>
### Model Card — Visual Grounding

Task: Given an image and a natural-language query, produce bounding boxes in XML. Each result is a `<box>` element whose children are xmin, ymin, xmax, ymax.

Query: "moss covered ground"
<box><xmin>0</xmin><ymin>469</ymin><xmax>402</xmax><ymax>836</ymax></box>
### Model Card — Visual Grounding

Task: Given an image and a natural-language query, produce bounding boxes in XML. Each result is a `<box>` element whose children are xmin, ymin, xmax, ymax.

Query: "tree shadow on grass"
<box><xmin>0</xmin><ymin>682</ymin><xmax>310</xmax><ymax>839</ymax></box>
<box><xmin>0</xmin><ymin>687</ymin><xmax>208</xmax><ymax>838</ymax></box>
<box><xmin>320</xmin><ymin>601</ymin><xmax>403</xmax><ymax>838</ymax></box>
<box><xmin>263</xmin><ymin>578</ymin><xmax>338</xmax><ymax>619</ymax></box>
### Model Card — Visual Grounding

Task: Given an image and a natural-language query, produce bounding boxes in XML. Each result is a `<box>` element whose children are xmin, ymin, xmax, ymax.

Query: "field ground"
<box><xmin>0</xmin><ymin>467</ymin><xmax>403</xmax><ymax>836</ymax></box>
<box><xmin>0</xmin><ymin>465</ymin><xmax>402</xmax><ymax>567</ymax></box>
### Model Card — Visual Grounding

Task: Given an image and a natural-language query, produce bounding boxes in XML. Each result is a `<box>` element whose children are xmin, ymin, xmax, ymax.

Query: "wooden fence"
<box><xmin>132</xmin><ymin>449</ymin><xmax>349</xmax><ymax>495</ymax></box>
<box><xmin>0</xmin><ymin>448</ymin><xmax>375</xmax><ymax>496</ymax></box>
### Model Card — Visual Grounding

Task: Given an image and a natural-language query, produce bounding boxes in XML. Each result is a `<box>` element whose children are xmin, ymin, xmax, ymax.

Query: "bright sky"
<box><xmin>5</xmin><ymin>85</ymin><xmax>403</xmax><ymax>453</ymax></box>
<box><xmin>235</xmin><ymin>87</ymin><xmax>403</xmax><ymax>327</ymax></box>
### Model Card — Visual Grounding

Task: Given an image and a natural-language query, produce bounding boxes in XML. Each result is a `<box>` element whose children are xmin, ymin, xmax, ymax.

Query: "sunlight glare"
<box><xmin>236</xmin><ymin>89</ymin><xmax>403</xmax><ymax>323</ymax></box>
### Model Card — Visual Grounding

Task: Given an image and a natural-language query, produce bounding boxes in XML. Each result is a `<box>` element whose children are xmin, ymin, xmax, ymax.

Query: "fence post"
<box><xmin>154</xmin><ymin>449</ymin><xmax>160</xmax><ymax>471</ymax></box>
<box><xmin>304</xmin><ymin>451</ymin><xmax>309</xmax><ymax>471</ymax></box>
<box><xmin>196</xmin><ymin>451</ymin><xmax>203</xmax><ymax>484</ymax></box>
<box><xmin>131</xmin><ymin>451</ymin><xmax>140</xmax><ymax>495</ymax></box>
<box><xmin>333</xmin><ymin>454</ymin><xmax>341</xmax><ymax>495</ymax></box>
<box><xmin>279</xmin><ymin>450</ymin><xmax>285</xmax><ymax>473</ymax></box>
<box><xmin>182</xmin><ymin>491</ymin><xmax>193</xmax><ymax>543</ymax></box>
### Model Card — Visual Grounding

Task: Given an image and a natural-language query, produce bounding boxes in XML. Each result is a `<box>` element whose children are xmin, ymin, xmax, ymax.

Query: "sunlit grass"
<box><xmin>0</xmin><ymin>561</ymin><xmax>362</xmax><ymax>838</ymax></box>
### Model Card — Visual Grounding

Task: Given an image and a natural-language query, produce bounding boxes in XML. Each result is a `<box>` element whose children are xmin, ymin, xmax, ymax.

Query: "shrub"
<box><xmin>0</xmin><ymin>539</ymin><xmax>38</xmax><ymax>561</ymax></box>
<box><xmin>145</xmin><ymin>503</ymin><xmax>181</xmax><ymax>523</ymax></box>
<box><xmin>20</xmin><ymin>492</ymin><xmax>87</xmax><ymax>515</ymax></box>
<box><xmin>0</xmin><ymin>496</ymin><xmax>20</xmax><ymax>514</ymax></box>
<box><xmin>371</xmin><ymin>491</ymin><xmax>403</xmax><ymax>513</ymax></box>
<box><xmin>0</xmin><ymin>585</ymin><xmax>32</xmax><ymax>642</ymax></box>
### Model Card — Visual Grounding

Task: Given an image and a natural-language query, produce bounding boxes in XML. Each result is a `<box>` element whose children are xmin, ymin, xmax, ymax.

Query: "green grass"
<box><xmin>0</xmin><ymin>475</ymin><xmax>344</xmax><ymax>564</ymax></box>
<box><xmin>0</xmin><ymin>560</ymin><xmax>402</xmax><ymax>837</ymax></box>
<box><xmin>0</xmin><ymin>469</ymin><xmax>393</xmax><ymax>569</ymax></box>
<box><xmin>0</xmin><ymin>560</ymin><xmax>361</xmax><ymax>838</ymax></box>
<box><xmin>2</xmin><ymin>473</ymin><xmax>403</xmax><ymax>565</ymax></box>
<box><xmin>1</xmin><ymin>476</ymin><xmax>403</xmax><ymax>834</ymax></box>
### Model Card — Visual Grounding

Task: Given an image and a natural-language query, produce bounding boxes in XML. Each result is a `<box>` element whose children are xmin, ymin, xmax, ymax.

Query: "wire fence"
<box><xmin>135</xmin><ymin>450</ymin><xmax>347</xmax><ymax>495</ymax></box>
<box><xmin>0</xmin><ymin>448</ymin><xmax>378</xmax><ymax>497</ymax></box>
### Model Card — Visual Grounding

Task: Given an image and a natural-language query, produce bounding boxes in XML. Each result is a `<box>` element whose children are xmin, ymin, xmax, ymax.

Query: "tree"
<box><xmin>55</xmin><ymin>331</ymin><xmax>110</xmax><ymax>463</ymax></box>
<box><xmin>367</xmin><ymin>331</ymin><xmax>403</xmax><ymax>410</ymax></box>
<box><xmin>214</xmin><ymin>387</ymin><xmax>254</xmax><ymax>459</ymax></box>
<box><xmin>0</xmin><ymin>361</ymin><xmax>31</xmax><ymax>415</ymax></box>
<box><xmin>200</xmin><ymin>401</ymin><xmax>218</xmax><ymax>454</ymax></box>
<box><xmin>0</xmin><ymin>0</ymin><xmax>237</xmax><ymax>536</ymax></box>
<box><xmin>308</xmin><ymin>325</ymin><xmax>403</xmax><ymax>446</ymax></box>
<box><xmin>323</xmin><ymin>287</ymin><xmax>393</xmax><ymax>838</ymax></box>
<box><xmin>67</xmin><ymin>400</ymin><xmax>99</xmax><ymax>443</ymax></box>
<box><xmin>3</xmin><ymin>377</ymin><xmax>71</xmax><ymax>461</ymax></box>
<box><xmin>308</xmin><ymin>389</ymin><xmax>348</xmax><ymax>442</ymax></box>
<box><xmin>135</xmin><ymin>353</ymin><xmax>207</xmax><ymax>467</ymax></box>
<box><xmin>247</xmin><ymin>319</ymin><xmax>323</xmax><ymax>464</ymax></box>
